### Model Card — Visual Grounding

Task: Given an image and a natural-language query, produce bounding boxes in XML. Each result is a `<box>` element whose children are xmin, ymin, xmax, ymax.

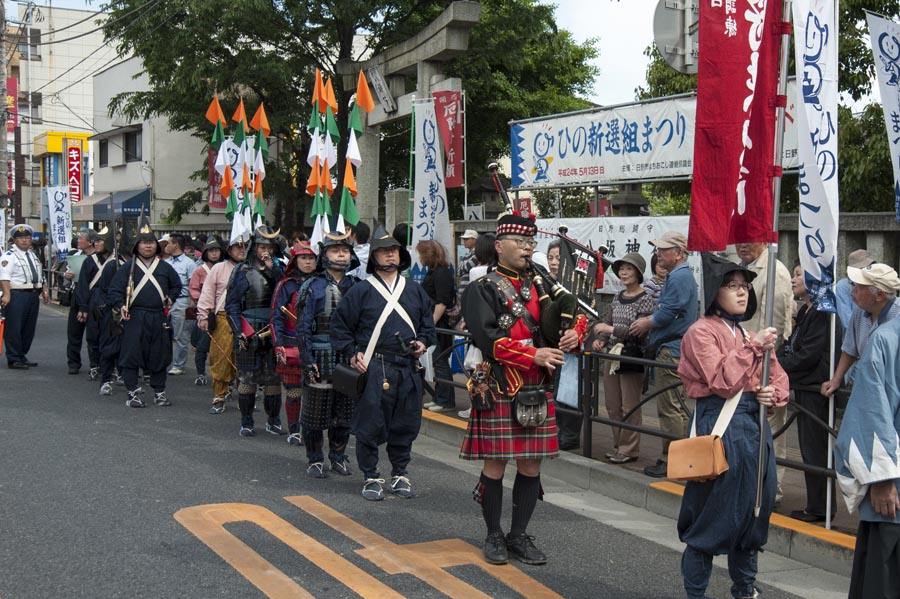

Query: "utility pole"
<box><xmin>0</xmin><ymin>0</ymin><xmax>8</xmax><ymax>217</ymax></box>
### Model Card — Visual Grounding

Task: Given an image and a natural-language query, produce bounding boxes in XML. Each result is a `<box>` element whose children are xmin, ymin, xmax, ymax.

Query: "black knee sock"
<box><xmin>510</xmin><ymin>472</ymin><xmax>541</xmax><ymax>537</ymax></box>
<box><xmin>476</xmin><ymin>472</ymin><xmax>503</xmax><ymax>535</ymax></box>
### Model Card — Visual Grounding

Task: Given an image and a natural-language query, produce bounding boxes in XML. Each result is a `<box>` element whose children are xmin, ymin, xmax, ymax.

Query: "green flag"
<box><xmin>225</xmin><ymin>188</ymin><xmax>239</xmax><ymax>222</ymax></box>
<box><xmin>211</xmin><ymin>120</ymin><xmax>225</xmax><ymax>151</ymax></box>
<box><xmin>348</xmin><ymin>104</ymin><xmax>363</xmax><ymax>135</ymax></box>
<box><xmin>254</xmin><ymin>130</ymin><xmax>269</xmax><ymax>161</ymax></box>
<box><xmin>338</xmin><ymin>186</ymin><xmax>359</xmax><ymax>226</ymax></box>
<box><xmin>325</xmin><ymin>106</ymin><xmax>340</xmax><ymax>142</ymax></box>
<box><xmin>233</xmin><ymin>120</ymin><xmax>246</xmax><ymax>147</ymax></box>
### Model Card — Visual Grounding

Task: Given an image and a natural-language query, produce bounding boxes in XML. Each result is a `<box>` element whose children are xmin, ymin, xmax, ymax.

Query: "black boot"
<box><xmin>506</xmin><ymin>533</ymin><xmax>547</xmax><ymax>565</ymax></box>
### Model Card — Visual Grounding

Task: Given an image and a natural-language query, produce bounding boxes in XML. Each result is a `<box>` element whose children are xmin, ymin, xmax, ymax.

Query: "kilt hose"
<box><xmin>460</xmin><ymin>390</ymin><xmax>560</xmax><ymax>461</ymax></box>
<box><xmin>208</xmin><ymin>312</ymin><xmax>235</xmax><ymax>398</ymax></box>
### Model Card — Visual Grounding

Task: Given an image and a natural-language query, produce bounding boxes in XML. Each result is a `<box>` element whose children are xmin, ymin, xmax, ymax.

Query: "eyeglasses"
<box><xmin>721</xmin><ymin>281</ymin><xmax>752</xmax><ymax>292</ymax></box>
<box><xmin>502</xmin><ymin>237</ymin><xmax>537</xmax><ymax>249</ymax></box>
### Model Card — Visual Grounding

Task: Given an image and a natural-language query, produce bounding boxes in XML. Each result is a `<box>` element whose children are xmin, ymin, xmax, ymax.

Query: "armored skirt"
<box><xmin>677</xmin><ymin>392</ymin><xmax>777</xmax><ymax>555</ymax></box>
<box><xmin>460</xmin><ymin>387</ymin><xmax>560</xmax><ymax>461</ymax></box>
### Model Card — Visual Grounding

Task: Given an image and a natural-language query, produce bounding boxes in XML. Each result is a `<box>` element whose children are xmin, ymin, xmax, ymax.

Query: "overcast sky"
<box><xmin>551</xmin><ymin>0</ymin><xmax>660</xmax><ymax>106</ymax></box>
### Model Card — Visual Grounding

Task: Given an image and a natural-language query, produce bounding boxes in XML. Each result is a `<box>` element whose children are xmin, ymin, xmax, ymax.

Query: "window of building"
<box><xmin>17</xmin><ymin>29</ymin><xmax>42</xmax><ymax>60</ymax></box>
<box><xmin>18</xmin><ymin>91</ymin><xmax>41</xmax><ymax>124</ymax></box>
<box><xmin>124</xmin><ymin>130</ymin><xmax>142</xmax><ymax>162</ymax></box>
<box><xmin>99</xmin><ymin>140</ymin><xmax>108</xmax><ymax>167</ymax></box>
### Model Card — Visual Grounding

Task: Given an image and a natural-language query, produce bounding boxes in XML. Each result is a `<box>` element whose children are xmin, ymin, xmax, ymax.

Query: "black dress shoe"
<box><xmin>506</xmin><ymin>533</ymin><xmax>547</xmax><ymax>565</ymax></box>
<box><xmin>789</xmin><ymin>510</ymin><xmax>826</xmax><ymax>523</ymax></box>
<box><xmin>25</xmin><ymin>361</ymin><xmax>38</xmax><ymax>367</ymax></box>
<box><xmin>68</xmin><ymin>366</ymin><xmax>80</xmax><ymax>374</ymax></box>
<box><xmin>482</xmin><ymin>531</ymin><xmax>508</xmax><ymax>565</ymax></box>
<box><xmin>643</xmin><ymin>459</ymin><xmax>668</xmax><ymax>478</ymax></box>
<box><xmin>8</xmin><ymin>362</ymin><xmax>29</xmax><ymax>370</ymax></box>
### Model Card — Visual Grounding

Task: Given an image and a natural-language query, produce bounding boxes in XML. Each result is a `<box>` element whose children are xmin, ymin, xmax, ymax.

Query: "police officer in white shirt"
<box><xmin>0</xmin><ymin>224</ymin><xmax>50</xmax><ymax>369</ymax></box>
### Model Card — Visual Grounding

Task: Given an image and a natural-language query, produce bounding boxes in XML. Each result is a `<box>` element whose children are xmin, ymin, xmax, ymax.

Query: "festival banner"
<box><xmin>66</xmin><ymin>140</ymin><xmax>83</xmax><ymax>204</ymax></box>
<box><xmin>794</xmin><ymin>0</ymin><xmax>839</xmax><ymax>312</ymax></box>
<box><xmin>6</xmin><ymin>77</ymin><xmax>17</xmax><ymax>133</ymax></box>
<box><xmin>411</xmin><ymin>99</ymin><xmax>452</xmax><ymax>280</ymax></box>
<box><xmin>46</xmin><ymin>186</ymin><xmax>72</xmax><ymax>263</ymax></box>
<box><xmin>432</xmin><ymin>91</ymin><xmax>464</xmax><ymax>188</ymax></box>
<box><xmin>534</xmin><ymin>216</ymin><xmax>702</xmax><ymax>294</ymax></box>
<box><xmin>867</xmin><ymin>12</ymin><xmax>900</xmax><ymax>221</ymax></box>
<box><xmin>689</xmin><ymin>0</ymin><xmax>782</xmax><ymax>251</ymax></box>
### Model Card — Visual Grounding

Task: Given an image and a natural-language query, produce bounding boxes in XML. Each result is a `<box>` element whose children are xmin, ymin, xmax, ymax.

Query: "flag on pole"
<box><xmin>205</xmin><ymin>96</ymin><xmax>226</xmax><ymax>126</ymax></box>
<box><xmin>794</xmin><ymin>0</ymin><xmax>839</xmax><ymax>312</ymax></box>
<box><xmin>688</xmin><ymin>0</ymin><xmax>783</xmax><ymax>251</ymax></box>
<box><xmin>868</xmin><ymin>12</ymin><xmax>900</xmax><ymax>221</ymax></box>
<box><xmin>355</xmin><ymin>70</ymin><xmax>375</xmax><ymax>114</ymax></box>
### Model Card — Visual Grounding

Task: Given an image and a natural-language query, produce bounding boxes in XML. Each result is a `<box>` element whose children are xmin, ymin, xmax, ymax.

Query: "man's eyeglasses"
<box><xmin>502</xmin><ymin>237</ymin><xmax>537</xmax><ymax>249</ymax></box>
<box><xmin>721</xmin><ymin>281</ymin><xmax>752</xmax><ymax>292</ymax></box>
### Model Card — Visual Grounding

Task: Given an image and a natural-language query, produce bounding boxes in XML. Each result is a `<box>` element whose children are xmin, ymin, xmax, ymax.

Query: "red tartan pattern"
<box><xmin>276</xmin><ymin>360</ymin><xmax>302</xmax><ymax>385</ymax></box>
<box><xmin>459</xmin><ymin>392</ymin><xmax>559</xmax><ymax>461</ymax></box>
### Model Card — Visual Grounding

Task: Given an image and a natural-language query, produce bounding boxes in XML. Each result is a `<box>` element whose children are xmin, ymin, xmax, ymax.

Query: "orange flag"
<box><xmin>343</xmin><ymin>157</ymin><xmax>357</xmax><ymax>196</ymax></box>
<box><xmin>250</xmin><ymin>103</ymin><xmax>270</xmax><ymax>136</ymax></box>
<box><xmin>205</xmin><ymin>96</ymin><xmax>226</xmax><ymax>126</ymax></box>
<box><xmin>324</xmin><ymin>77</ymin><xmax>338</xmax><ymax>114</ymax></box>
<box><xmin>254</xmin><ymin>174</ymin><xmax>264</xmax><ymax>196</ymax></box>
<box><xmin>355</xmin><ymin>71</ymin><xmax>375</xmax><ymax>114</ymax></box>
<box><xmin>241</xmin><ymin>163</ymin><xmax>252</xmax><ymax>194</ymax></box>
<box><xmin>220</xmin><ymin>164</ymin><xmax>235</xmax><ymax>199</ymax></box>
<box><xmin>321</xmin><ymin>158</ymin><xmax>334</xmax><ymax>194</ymax></box>
<box><xmin>306</xmin><ymin>156</ymin><xmax>320</xmax><ymax>196</ymax></box>
<box><xmin>313</xmin><ymin>69</ymin><xmax>326</xmax><ymax>114</ymax></box>
<box><xmin>232</xmin><ymin>98</ymin><xmax>249</xmax><ymax>133</ymax></box>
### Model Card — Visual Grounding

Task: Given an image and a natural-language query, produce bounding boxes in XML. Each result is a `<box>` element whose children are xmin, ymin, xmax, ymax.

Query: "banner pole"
<box><xmin>407</xmin><ymin>98</ymin><xmax>415</xmax><ymax>247</ymax></box>
<box><xmin>756</xmin><ymin>0</ymin><xmax>793</xmax><ymax>518</ymax></box>
<box><xmin>826</xmin><ymin>312</ymin><xmax>835</xmax><ymax>529</ymax></box>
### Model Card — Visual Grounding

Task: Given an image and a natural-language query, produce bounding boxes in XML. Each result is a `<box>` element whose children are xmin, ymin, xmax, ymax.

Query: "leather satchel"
<box><xmin>667</xmin><ymin>389</ymin><xmax>742</xmax><ymax>482</ymax></box>
<box><xmin>333</xmin><ymin>363</ymin><xmax>367</xmax><ymax>399</ymax></box>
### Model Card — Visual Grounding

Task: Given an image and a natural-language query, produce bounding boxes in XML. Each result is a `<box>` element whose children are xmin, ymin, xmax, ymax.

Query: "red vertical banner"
<box><xmin>208</xmin><ymin>148</ymin><xmax>225</xmax><ymax>209</ymax></box>
<box><xmin>6</xmin><ymin>78</ymin><xmax>17</xmax><ymax>133</ymax></box>
<box><xmin>432</xmin><ymin>91</ymin><xmax>464</xmax><ymax>188</ymax></box>
<box><xmin>67</xmin><ymin>142</ymin><xmax>82</xmax><ymax>204</ymax></box>
<box><xmin>688</xmin><ymin>0</ymin><xmax>782</xmax><ymax>251</ymax></box>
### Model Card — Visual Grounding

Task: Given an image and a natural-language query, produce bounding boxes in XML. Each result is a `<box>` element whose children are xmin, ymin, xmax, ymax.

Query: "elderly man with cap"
<box><xmin>835</xmin><ymin>249</ymin><xmax>874</xmax><ymax>334</ymax></box>
<box><xmin>456</xmin><ymin>229</ymin><xmax>480</xmax><ymax>296</ymax></box>
<box><xmin>165</xmin><ymin>233</ymin><xmax>198</xmax><ymax>376</ymax></box>
<box><xmin>330</xmin><ymin>226</ymin><xmax>435</xmax><ymax>501</ymax></box>
<box><xmin>107</xmin><ymin>222</ymin><xmax>182</xmax><ymax>407</ymax></box>
<box><xmin>0</xmin><ymin>224</ymin><xmax>50</xmax><ymax>368</ymax></box>
<box><xmin>821</xmin><ymin>262</ymin><xmax>900</xmax><ymax>399</ymax></box>
<box><xmin>270</xmin><ymin>240</ymin><xmax>318</xmax><ymax>443</ymax></box>
<box><xmin>460</xmin><ymin>213</ymin><xmax>587</xmax><ymax>566</ymax></box>
<box><xmin>629</xmin><ymin>230</ymin><xmax>699</xmax><ymax>478</ymax></box>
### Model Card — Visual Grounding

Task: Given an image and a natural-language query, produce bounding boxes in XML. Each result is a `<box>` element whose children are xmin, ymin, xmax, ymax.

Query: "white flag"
<box><xmin>868</xmin><ymin>12</ymin><xmax>900</xmax><ymax>221</ymax></box>
<box><xmin>794</xmin><ymin>0</ymin><xmax>839</xmax><ymax>312</ymax></box>
<box><xmin>347</xmin><ymin>130</ymin><xmax>362</xmax><ymax>168</ymax></box>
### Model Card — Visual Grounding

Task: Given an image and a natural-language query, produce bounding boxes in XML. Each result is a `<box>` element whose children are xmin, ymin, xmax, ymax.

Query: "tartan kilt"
<box><xmin>459</xmin><ymin>390</ymin><xmax>559</xmax><ymax>461</ymax></box>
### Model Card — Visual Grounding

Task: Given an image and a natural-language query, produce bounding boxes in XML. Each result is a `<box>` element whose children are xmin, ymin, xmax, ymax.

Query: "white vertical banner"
<box><xmin>794</xmin><ymin>0</ymin><xmax>839</xmax><ymax>312</ymax></box>
<box><xmin>47</xmin><ymin>185</ymin><xmax>72</xmax><ymax>263</ymax></box>
<box><xmin>411</xmin><ymin>99</ymin><xmax>452</xmax><ymax>282</ymax></box>
<box><xmin>0</xmin><ymin>209</ymin><xmax>6</xmax><ymax>247</ymax></box>
<box><xmin>868</xmin><ymin>12</ymin><xmax>900</xmax><ymax>221</ymax></box>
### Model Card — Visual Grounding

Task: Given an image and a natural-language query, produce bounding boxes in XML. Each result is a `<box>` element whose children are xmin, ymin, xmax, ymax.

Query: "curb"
<box><xmin>420</xmin><ymin>410</ymin><xmax>856</xmax><ymax>577</ymax></box>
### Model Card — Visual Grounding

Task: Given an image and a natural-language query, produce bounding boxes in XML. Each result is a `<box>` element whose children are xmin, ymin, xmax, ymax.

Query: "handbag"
<box><xmin>667</xmin><ymin>389</ymin><xmax>742</xmax><ymax>482</ymax></box>
<box><xmin>444</xmin><ymin>297</ymin><xmax>463</xmax><ymax>329</ymax></box>
<box><xmin>514</xmin><ymin>384</ymin><xmax>549</xmax><ymax>428</ymax></box>
<box><xmin>333</xmin><ymin>362</ymin><xmax>367</xmax><ymax>397</ymax></box>
<box><xmin>466</xmin><ymin>362</ymin><xmax>495</xmax><ymax>411</ymax></box>
<box><xmin>617</xmin><ymin>343</ymin><xmax>645</xmax><ymax>373</ymax></box>
<box><xmin>185</xmin><ymin>305</ymin><xmax>197</xmax><ymax>320</ymax></box>
<box><xmin>281</xmin><ymin>346</ymin><xmax>301</xmax><ymax>367</ymax></box>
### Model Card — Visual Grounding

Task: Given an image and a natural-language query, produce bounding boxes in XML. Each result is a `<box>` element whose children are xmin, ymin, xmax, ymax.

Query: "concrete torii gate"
<box><xmin>336</xmin><ymin>1</ymin><xmax>481</xmax><ymax>226</ymax></box>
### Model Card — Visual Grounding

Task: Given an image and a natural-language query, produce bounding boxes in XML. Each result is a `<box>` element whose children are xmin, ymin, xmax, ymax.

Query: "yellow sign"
<box><xmin>176</xmin><ymin>496</ymin><xmax>564</xmax><ymax>599</ymax></box>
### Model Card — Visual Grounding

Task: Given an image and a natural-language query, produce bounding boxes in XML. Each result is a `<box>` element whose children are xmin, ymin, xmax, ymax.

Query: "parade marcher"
<box><xmin>0</xmin><ymin>224</ymin><xmax>50</xmax><ymax>369</ymax></box>
<box><xmin>295</xmin><ymin>232</ymin><xmax>359</xmax><ymax>477</ymax></box>
<box><xmin>460</xmin><ymin>214</ymin><xmax>587</xmax><ymax>566</ymax></box>
<box><xmin>74</xmin><ymin>227</ymin><xmax>118</xmax><ymax>394</ymax></box>
<box><xmin>834</xmin><ymin>316</ymin><xmax>900</xmax><ymax>599</ymax></box>
<box><xmin>66</xmin><ymin>229</ymin><xmax>98</xmax><ymax>375</ymax></box>
<box><xmin>270</xmin><ymin>241</ymin><xmax>318</xmax><ymax>444</ymax></box>
<box><xmin>348</xmin><ymin>222</ymin><xmax>370</xmax><ymax>280</ymax></box>
<box><xmin>197</xmin><ymin>238</ymin><xmax>245</xmax><ymax>414</ymax></box>
<box><xmin>676</xmin><ymin>253</ymin><xmax>789</xmax><ymax>599</ymax></box>
<box><xmin>108</xmin><ymin>222</ymin><xmax>182</xmax><ymax>407</ymax></box>
<box><xmin>188</xmin><ymin>238</ymin><xmax>224</xmax><ymax>386</ymax></box>
<box><xmin>165</xmin><ymin>234</ymin><xmax>197</xmax><ymax>376</ymax></box>
<box><xmin>225</xmin><ymin>226</ymin><xmax>285</xmax><ymax>436</ymax></box>
<box><xmin>93</xmin><ymin>232</ymin><xmax>128</xmax><ymax>397</ymax></box>
<box><xmin>330</xmin><ymin>227</ymin><xmax>435</xmax><ymax>501</ymax></box>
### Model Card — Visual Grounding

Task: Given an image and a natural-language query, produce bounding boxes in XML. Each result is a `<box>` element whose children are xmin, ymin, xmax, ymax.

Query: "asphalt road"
<box><xmin>0</xmin><ymin>307</ymin><xmax>810</xmax><ymax>599</ymax></box>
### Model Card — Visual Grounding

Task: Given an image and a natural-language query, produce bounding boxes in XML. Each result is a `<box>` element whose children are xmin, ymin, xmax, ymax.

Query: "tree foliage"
<box><xmin>636</xmin><ymin>0</ymin><xmax>900</xmax><ymax>215</ymax></box>
<box><xmin>532</xmin><ymin>187</ymin><xmax>591</xmax><ymax>218</ymax></box>
<box><xmin>101</xmin><ymin>0</ymin><xmax>598</xmax><ymax>226</ymax></box>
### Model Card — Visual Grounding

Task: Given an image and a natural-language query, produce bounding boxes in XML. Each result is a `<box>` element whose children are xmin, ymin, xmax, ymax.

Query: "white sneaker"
<box><xmin>167</xmin><ymin>367</ymin><xmax>185</xmax><ymax>375</ymax></box>
<box><xmin>457</xmin><ymin>409</ymin><xmax>471</xmax><ymax>419</ymax></box>
<box><xmin>99</xmin><ymin>382</ymin><xmax>113</xmax><ymax>396</ymax></box>
<box><xmin>423</xmin><ymin>401</ymin><xmax>437</xmax><ymax>409</ymax></box>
